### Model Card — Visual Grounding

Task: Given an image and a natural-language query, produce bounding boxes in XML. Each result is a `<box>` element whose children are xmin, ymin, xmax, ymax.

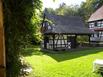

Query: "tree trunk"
<box><xmin>0</xmin><ymin>0</ymin><xmax>6</xmax><ymax>77</ymax></box>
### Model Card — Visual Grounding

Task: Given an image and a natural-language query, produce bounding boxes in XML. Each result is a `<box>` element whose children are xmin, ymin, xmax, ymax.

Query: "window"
<box><xmin>52</xmin><ymin>24</ymin><xmax>55</xmax><ymax>31</ymax></box>
<box><xmin>92</xmin><ymin>31</ymin><xmax>99</xmax><ymax>38</ymax></box>
<box><xmin>97</xmin><ymin>21</ymin><xmax>103</xmax><ymax>27</ymax></box>
<box><xmin>101</xmin><ymin>21</ymin><xmax>103</xmax><ymax>27</ymax></box>
<box><xmin>97</xmin><ymin>21</ymin><xmax>101</xmax><ymax>27</ymax></box>
<box><xmin>91</xmin><ymin>31</ymin><xmax>103</xmax><ymax>38</ymax></box>
<box><xmin>89</xmin><ymin>23</ymin><xmax>94</xmax><ymax>28</ymax></box>
<box><xmin>94</xmin><ymin>34</ymin><xmax>98</xmax><ymax>37</ymax></box>
<box><xmin>91</xmin><ymin>34</ymin><xmax>94</xmax><ymax>37</ymax></box>
<box><xmin>99</xmin><ymin>31</ymin><xmax>103</xmax><ymax>37</ymax></box>
<box><xmin>48</xmin><ymin>25</ymin><xmax>52</xmax><ymax>30</ymax></box>
<box><xmin>43</xmin><ymin>21</ymin><xmax>53</xmax><ymax>30</ymax></box>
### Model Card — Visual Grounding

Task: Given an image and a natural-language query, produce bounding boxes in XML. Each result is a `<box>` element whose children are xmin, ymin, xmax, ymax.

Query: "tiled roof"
<box><xmin>88</xmin><ymin>5</ymin><xmax>103</xmax><ymax>22</ymax></box>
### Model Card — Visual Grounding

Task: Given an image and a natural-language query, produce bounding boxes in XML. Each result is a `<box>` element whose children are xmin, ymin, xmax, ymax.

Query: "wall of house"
<box><xmin>41</xmin><ymin>35</ymin><xmax>72</xmax><ymax>50</ymax></box>
<box><xmin>46</xmin><ymin>40</ymin><xmax>71</xmax><ymax>49</ymax></box>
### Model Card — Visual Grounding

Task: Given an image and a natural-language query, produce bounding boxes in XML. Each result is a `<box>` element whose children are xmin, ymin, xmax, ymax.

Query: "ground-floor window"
<box><xmin>99</xmin><ymin>31</ymin><xmax>103</xmax><ymax>37</ymax></box>
<box><xmin>90</xmin><ymin>31</ymin><xmax>103</xmax><ymax>42</ymax></box>
<box><xmin>91</xmin><ymin>31</ymin><xmax>103</xmax><ymax>38</ymax></box>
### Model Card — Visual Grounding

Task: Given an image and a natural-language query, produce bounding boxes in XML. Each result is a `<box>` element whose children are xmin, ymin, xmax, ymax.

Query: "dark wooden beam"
<box><xmin>62</xmin><ymin>35</ymin><xmax>67</xmax><ymax>48</ymax></box>
<box><xmin>52</xmin><ymin>34</ymin><xmax>55</xmax><ymax>50</ymax></box>
<box><xmin>60</xmin><ymin>35</ymin><xmax>62</xmax><ymax>48</ymax></box>
<box><xmin>55</xmin><ymin>34</ymin><xmax>59</xmax><ymax>48</ymax></box>
<box><xmin>88</xmin><ymin>35</ymin><xmax>91</xmax><ymax>45</ymax></box>
<box><xmin>44</xmin><ymin>35</ymin><xmax>48</xmax><ymax>49</ymax></box>
<box><xmin>70</xmin><ymin>35</ymin><xmax>77</xmax><ymax>48</ymax></box>
<box><xmin>41</xmin><ymin>11</ymin><xmax>46</xmax><ymax>27</ymax></box>
<box><xmin>75</xmin><ymin>35</ymin><xmax>77</xmax><ymax>47</ymax></box>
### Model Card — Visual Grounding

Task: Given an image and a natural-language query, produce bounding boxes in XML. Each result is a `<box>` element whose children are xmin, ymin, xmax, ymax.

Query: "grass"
<box><xmin>22</xmin><ymin>47</ymin><xmax>103</xmax><ymax>77</ymax></box>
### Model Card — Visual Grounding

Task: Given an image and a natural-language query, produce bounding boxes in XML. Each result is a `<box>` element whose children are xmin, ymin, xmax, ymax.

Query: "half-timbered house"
<box><xmin>41</xmin><ymin>10</ymin><xmax>93</xmax><ymax>50</ymax></box>
<box><xmin>88</xmin><ymin>5</ymin><xmax>103</xmax><ymax>45</ymax></box>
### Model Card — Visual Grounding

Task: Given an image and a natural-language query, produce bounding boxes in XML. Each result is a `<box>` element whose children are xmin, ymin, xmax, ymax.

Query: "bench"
<box><xmin>93</xmin><ymin>59</ymin><xmax>103</xmax><ymax>72</ymax></box>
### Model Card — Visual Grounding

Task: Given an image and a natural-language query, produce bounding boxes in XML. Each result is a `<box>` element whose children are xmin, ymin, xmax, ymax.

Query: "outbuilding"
<box><xmin>41</xmin><ymin>10</ymin><xmax>93</xmax><ymax>50</ymax></box>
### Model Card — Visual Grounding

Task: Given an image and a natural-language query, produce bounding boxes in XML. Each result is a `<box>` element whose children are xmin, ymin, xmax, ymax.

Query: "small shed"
<box><xmin>41</xmin><ymin>10</ymin><xmax>94</xmax><ymax>50</ymax></box>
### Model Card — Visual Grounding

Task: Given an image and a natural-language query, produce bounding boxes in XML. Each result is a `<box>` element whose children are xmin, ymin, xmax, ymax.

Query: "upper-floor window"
<box><xmin>43</xmin><ymin>21</ymin><xmax>53</xmax><ymax>30</ymax></box>
<box><xmin>89</xmin><ymin>23</ymin><xmax>94</xmax><ymax>29</ymax></box>
<box><xmin>97</xmin><ymin>21</ymin><xmax>101</xmax><ymax>27</ymax></box>
<box><xmin>101</xmin><ymin>21</ymin><xmax>103</xmax><ymax>27</ymax></box>
<box><xmin>97</xmin><ymin>21</ymin><xmax>103</xmax><ymax>27</ymax></box>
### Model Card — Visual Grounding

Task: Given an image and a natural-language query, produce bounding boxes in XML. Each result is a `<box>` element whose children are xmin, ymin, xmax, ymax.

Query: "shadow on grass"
<box><xmin>21</xmin><ymin>47</ymin><xmax>103</xmax><ymax>62</ymax></box>
<box><xmin>45</xmin><ymin>47</ymin><xmax>103</xmax><ymax>62</ymax></box>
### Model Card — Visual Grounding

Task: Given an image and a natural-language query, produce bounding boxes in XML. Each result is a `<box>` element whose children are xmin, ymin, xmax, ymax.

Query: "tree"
<box><xmin>46</xmin><ymin>8</ymin><xmax>56</xmax><ymax>15</ymax></box>
<box><xmin>3</xmin><ymin>0</ymin><xmax>42</xmax><ymax>77</ymax></box>
<box><xmin>96</xmin><ymin>0</ymin><xmax>103</xmax><ymax>9</ymax></box>
<box><xmin>78</xmin><ymin>0</ymin><xmax>103</xmax><ymax>22</ymax></box>
<box><xmin>55</xmin><ymin>3</ymin><xmax>67</xmax><ymax>15</ymax></box>
<box><xmin>55</xmin><ymin>3</ymin><xmax>80</xmax><ymax>16</ymax></box>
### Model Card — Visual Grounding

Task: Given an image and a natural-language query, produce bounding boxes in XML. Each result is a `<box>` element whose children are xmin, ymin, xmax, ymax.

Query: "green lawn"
<box><xmin>23</xmin><ymin>47</ymin><xmax>103</xmax><ymax>77</ymax></box>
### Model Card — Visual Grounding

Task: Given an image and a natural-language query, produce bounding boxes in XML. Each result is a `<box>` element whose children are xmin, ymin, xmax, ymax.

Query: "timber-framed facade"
<box><xmin>88</xmin><ymin>5</ymin><xmax>103</xmax><ymax>45</ymax></box>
